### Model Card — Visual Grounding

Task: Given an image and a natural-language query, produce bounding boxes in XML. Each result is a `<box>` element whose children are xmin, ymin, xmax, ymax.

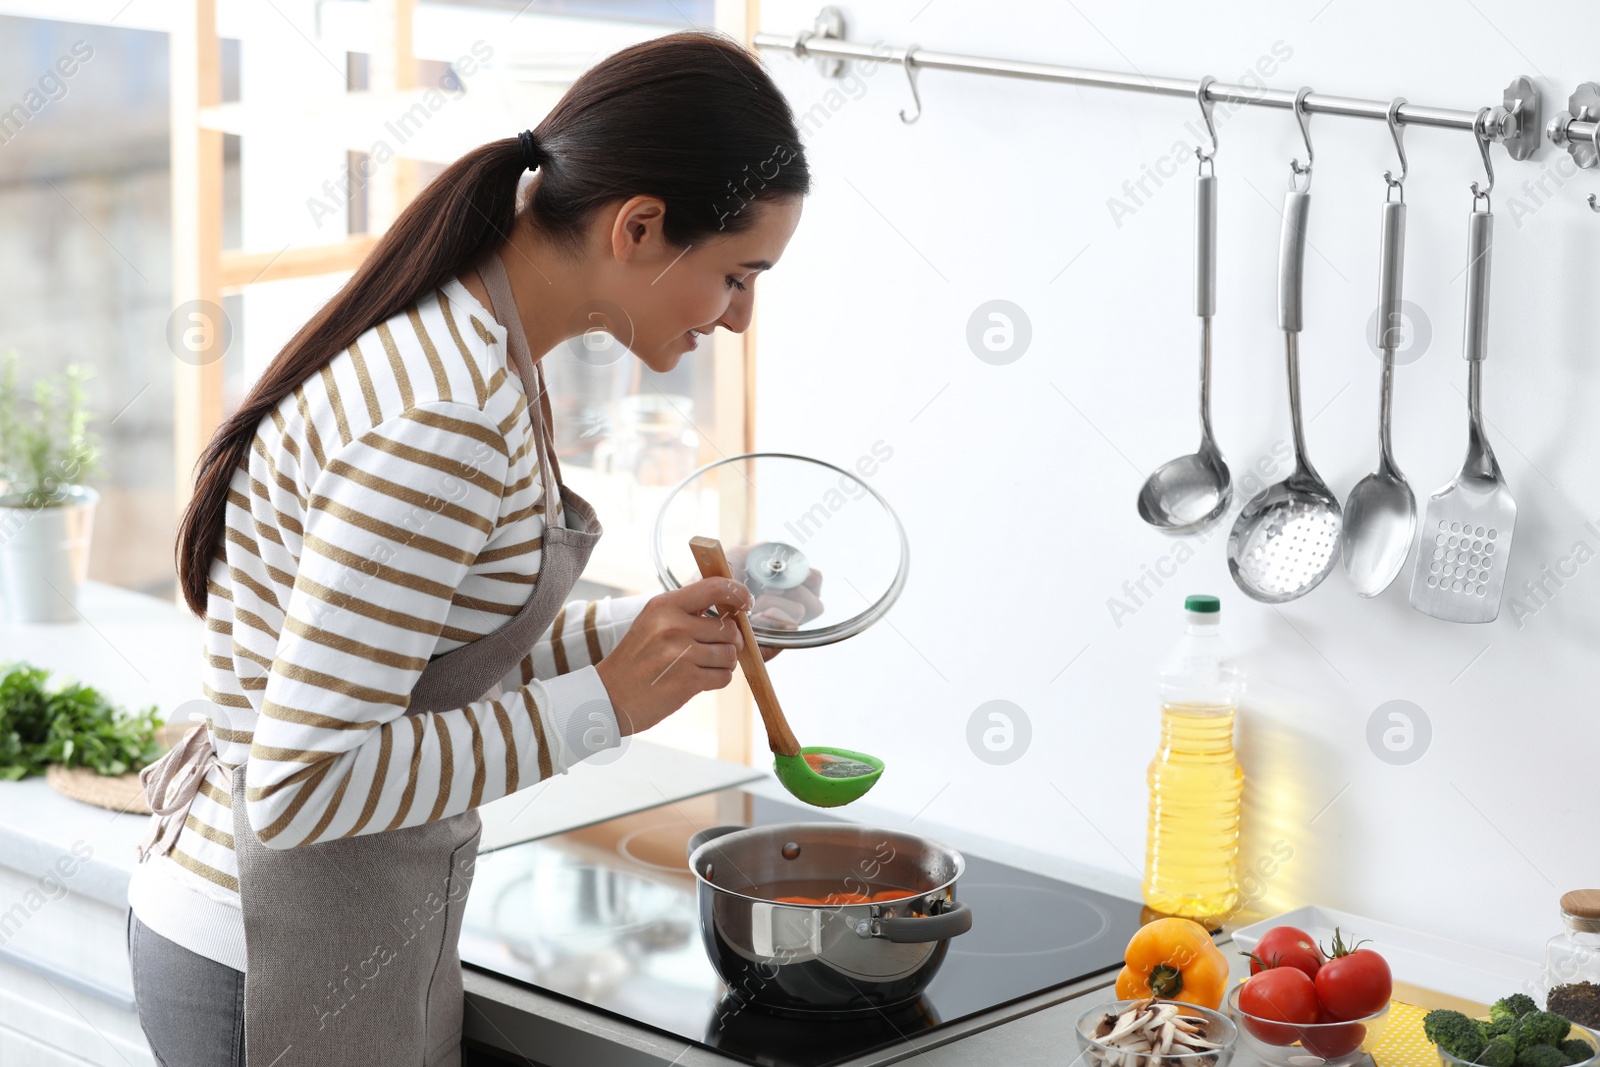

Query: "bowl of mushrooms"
<box><xmin>1076</xmin><ymin>998</ymin><xmax>1239</xmax><ymax>1067</ymax></box>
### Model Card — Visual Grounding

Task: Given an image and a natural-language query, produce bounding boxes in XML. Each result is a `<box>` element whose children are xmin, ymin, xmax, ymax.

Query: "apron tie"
<box><xmin>135</xmin><ymin>720</ymin><xmax>232</xmax><ymax>863</ymax></box>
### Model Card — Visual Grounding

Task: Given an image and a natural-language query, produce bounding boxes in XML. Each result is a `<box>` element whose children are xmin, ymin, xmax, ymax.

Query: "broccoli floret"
<box><xmin>1428</xmin><ymin>1010</ymin><xmax>1490</xmax><ymax>1060</ymax></box>
<box><xmin>1486</xmin><ymin>1019</ymin><xmax>1521</xmax><ymax>1040</ymax></box>
<box><xmin>1477</xmin><ymin>1037</ymin><xmax>1519</xmax><ymax>1067</ymax></box>
<box><xmin>1516</xmin><ymin>1046</ymin><xmax>1571</xmax><ymax>1067</ymax></box>
<box><xmin>1557</xmin><ymin>1040</ymin><xmax>1593</xmax><ymax>1065</ymax></box>
<box><xmin>1494</xmin><ymin>996</ymin><xmax>1542</xmax><ymax>1024</ymax></box>
<box><xmin>1515</xmin><ymin>1013</ymin><xmax>1573</xmax><ymax>1050</ymax></box>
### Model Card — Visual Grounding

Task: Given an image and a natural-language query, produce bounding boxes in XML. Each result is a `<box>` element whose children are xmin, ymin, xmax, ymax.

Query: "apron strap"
<box><xmin>476</xmin><ymin>250</ymin><xmax>563</xmax><ymax>527</ymax></box>
<box><xmin>135</xmin><ymin>720</ymin><xmax>231</xmax><ymax>862</ymax></box>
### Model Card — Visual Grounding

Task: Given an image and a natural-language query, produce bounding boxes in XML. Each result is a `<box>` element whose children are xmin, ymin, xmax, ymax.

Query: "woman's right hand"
<box><xmin>594</xmin><ymin>578</ymin><xmax>754</xmax><ymax>736</ymax></box>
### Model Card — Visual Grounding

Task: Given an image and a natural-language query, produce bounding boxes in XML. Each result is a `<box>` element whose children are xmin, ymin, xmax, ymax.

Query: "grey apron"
<box><xmin>229</xmin><ymin>249</ymin><xmax>603</xmax><ymax>1067</ymax></box>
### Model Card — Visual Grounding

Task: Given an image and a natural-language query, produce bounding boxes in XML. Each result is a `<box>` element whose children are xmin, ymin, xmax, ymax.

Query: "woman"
<box><xmin>127</xmin><ymin>31</ymin><xmax>814</xmax><ymax>1067</ymax></box>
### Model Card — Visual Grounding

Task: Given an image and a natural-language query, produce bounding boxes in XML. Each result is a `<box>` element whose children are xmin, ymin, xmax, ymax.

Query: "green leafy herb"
<box><xmin>0</xmin><ymin>661</ymin><xmax>162</xmax><ymax>780</ymax></box>
<box><xmin>0</xmin><ymin>351</ymin><xmax>100</xmax><ymax>508</ymax></box>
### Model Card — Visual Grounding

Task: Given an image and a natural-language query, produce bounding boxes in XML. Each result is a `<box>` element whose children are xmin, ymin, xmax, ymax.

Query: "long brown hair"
<box><xmin>176</xmin><ymin>31</ymin><xmax>810</xmax><ymax>615</ymax></box>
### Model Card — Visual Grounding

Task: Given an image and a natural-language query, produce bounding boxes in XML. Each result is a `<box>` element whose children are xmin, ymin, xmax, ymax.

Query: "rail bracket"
<box><xmin>1547</xmin><ymin>82</ymin><xmax>1600</xmax><ymax>170</ymax></box>
<box><xmin>796</xmin><ymin>7</ymin><xmax>847</xmax><ymax>80</ymax></box>
<box><xmin>1492</xmin><ymin>75</ymin><xmax>1540</xmax><ymax>161</ymax></box>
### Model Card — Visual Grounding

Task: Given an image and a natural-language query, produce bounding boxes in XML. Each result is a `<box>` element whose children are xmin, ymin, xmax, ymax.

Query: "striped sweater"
<box><xmin>127</xmin><ymin>276</ymin><xmax>650</xmax><ymax>970</ymax></box>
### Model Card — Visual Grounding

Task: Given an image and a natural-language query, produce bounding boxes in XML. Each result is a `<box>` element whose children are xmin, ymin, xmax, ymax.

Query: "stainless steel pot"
<box><xmin>687</xmin><ymin>823</ymin><xmax>973</xmax><ymax>1016</ymax></box>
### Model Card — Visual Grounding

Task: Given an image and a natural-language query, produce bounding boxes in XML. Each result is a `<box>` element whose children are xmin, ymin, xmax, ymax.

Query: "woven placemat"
<box><xmin>45</xmin><ymin>721</ymin><xmax>195</xmax><ymax>816</ymax></box>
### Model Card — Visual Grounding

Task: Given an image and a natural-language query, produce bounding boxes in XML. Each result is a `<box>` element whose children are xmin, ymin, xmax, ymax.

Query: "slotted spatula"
<box><xmin>1409</xmin><ymin>204</ymin><xmax>1516</xmax><ymax>623</ymax></box>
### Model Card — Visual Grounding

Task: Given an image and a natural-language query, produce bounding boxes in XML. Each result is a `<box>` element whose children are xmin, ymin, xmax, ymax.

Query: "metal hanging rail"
<box><xmin>752</xmin><ymin>7</ymin><xmax>1600</xmax><ymax>166</ymax></box>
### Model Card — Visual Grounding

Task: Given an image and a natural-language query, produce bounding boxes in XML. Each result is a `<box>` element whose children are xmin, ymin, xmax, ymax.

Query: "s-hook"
<box><xmin>1384</xmin><ymin>97</ymin><xmax>1408</xmax><ymax>202</ymax></box>
<box><xmin>1195</xmin><ymin>74</ymin><xmax>1219</xmax><ymax>174</ymax></box>
<box><xmin>1471</xmin><ymin>106</ymin><xmax>1495</xmax><ymax>211</ymax></box>
<box><xmin>899</xmin><ymin>45</ymin><xmax>922</xmax><ymax>124</ymax></box>
<box><xmin>1290</xmin><ymin>86</ymin><xmax>1314</xmax><ymax>191</ymax></box>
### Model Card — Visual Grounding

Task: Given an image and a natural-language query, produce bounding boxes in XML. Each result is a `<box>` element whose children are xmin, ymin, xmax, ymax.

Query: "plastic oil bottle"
<box><xmin>1143</xmin><ymin>594</ymin><xmax>1244</xmax><ymax>922</ymax></box>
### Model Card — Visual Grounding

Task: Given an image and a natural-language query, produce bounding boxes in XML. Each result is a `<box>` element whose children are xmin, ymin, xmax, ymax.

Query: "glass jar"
<box><xmin>1545</xmin><ymin>890</ymin><xmax>1600</xmax><ymax>1024</ymax></box>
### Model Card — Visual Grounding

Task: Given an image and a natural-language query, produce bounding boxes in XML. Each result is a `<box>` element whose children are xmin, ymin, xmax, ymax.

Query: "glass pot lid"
<box><xmin>651</xmin><ymin>452</ymin><xmax>909</xmax><ymax>648</ymax></box>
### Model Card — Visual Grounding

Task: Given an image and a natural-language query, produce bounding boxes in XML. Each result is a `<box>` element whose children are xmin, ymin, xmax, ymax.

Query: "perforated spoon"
<box><xmin>690</xmin><ymin>536</ymin><xmax>883</xmax><ymax>807</ymax></box>
<box><xmin>1228</xmin><ymin>166</ymin><xmax>1342</xmax><ymax>602</ymax></box>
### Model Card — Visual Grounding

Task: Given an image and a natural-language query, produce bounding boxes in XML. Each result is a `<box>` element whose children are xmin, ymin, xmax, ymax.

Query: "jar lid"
<box><xmin>651</xmin><ymin>452</ymin><xmax>909</xmax><ymax>649</ymax></box>
<box><xmin>1562</xmin><ymin>890</ymin><xmax>1600</xmax><ymax>921</ymax></box>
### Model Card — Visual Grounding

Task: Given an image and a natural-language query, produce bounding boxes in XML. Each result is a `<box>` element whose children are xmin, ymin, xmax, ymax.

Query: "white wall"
<box><xmin>751</xmin><ymin>0</ymin><xmax>1600</xmax><ymax>961</ymax></box>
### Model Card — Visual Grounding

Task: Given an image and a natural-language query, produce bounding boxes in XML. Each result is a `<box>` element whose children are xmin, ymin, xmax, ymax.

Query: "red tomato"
<box><xmin>1247</xmin><ymin>926</ymin><xmax>1325</xmax><ymax>980</ymax></box>
<box><xmin>1238</xmin><ymin>968</ymin><xmax>1320</xmax><ymax>1045</ymax></box>
<box><xmin>1313</xmin><ymin>930</ymin><xmax>1392</xmax><ymax>1021</ymax></box>
<box><xmin>1302</xmin><ymin>1007</ymin><xmax>1367</xmax><ymax>1059</ymax></box>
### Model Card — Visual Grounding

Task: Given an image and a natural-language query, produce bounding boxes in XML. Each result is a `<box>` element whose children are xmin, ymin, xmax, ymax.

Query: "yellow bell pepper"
<box><xmin>1114</xmin><ymin>917</ymin><xmax>1229</xmax><ymax>1009</ymax></box>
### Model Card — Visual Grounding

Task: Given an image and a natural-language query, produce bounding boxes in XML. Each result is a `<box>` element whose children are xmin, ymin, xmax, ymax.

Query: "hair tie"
<box><xmin>518</xmin><ymin>129</ymin><xmax>542</xmax><ymax>172</ymax></box>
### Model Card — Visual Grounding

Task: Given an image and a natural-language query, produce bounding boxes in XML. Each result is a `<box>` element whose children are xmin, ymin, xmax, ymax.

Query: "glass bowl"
<box><xmin>1225</xmin><ymin>984</ymin><xmax>1391</xmax><ymax>1067</ymax></box>
<box><xmin>1436</xmin><ymin>1021</ymin><xmax>1600</xmax><ymax>1067</ymax></box>
<box><xmin>1076</xmin><ymin>998</ymin><xmax>1238</xmax><ymax>1067</ymax></box>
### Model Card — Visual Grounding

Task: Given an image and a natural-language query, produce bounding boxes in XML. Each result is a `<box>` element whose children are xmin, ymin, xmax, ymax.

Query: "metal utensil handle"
<box><xmin>1463</xmin><ymin>209</ymin><xmax>1494</xmax><ymax>362</ymax></box>
<box><xmin>689</xmin><ymin>536</ymin><xmax>803</xmax><ymax>757</ymax></box>
<box><xmin>1195</xmin><ymin>172</ymin><xmax>1217</xmax><ymax>318</ymax></box>
<box><xmin>1377</xmin><ymin>199</ymin><xmax>1406</xmax><ymax>354</ymax></box>
<box><xmin>1278</xmin><ymin>188</ymin><xmax>1311</xmax><ymax>333</ymax></box>
<box><xmin>870</xmin><ymin>899</ymin><xmax>973</xmax><ymax>943</ymax></box>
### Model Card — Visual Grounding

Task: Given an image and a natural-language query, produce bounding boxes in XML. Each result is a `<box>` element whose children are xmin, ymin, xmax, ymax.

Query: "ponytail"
<box><xmin>175</xmin><ymin>30</ymin><xmax>809</xmax><ymax>615</ymax></box>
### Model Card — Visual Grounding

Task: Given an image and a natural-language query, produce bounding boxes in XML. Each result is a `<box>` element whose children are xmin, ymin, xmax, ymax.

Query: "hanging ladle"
<box><xmin>1138</xmin><ymin>75</ymin><xmax>1233</xmax><ymax>530</ymax></box>
<box><xmin>1342</xmin><ymin>98</ymin><xmax>1418</xmax><ymax>596</ymax></box>
<box><xmin>690</xmin><ymin>536</ymin><xmax>884</xmax><ymax>807</ymax></box>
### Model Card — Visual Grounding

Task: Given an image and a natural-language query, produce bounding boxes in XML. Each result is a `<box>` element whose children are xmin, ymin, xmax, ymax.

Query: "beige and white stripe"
<box><xmin>128</xmin><ymin>278</ymin><xmax>648</xmax><ymax>960</ymax></box>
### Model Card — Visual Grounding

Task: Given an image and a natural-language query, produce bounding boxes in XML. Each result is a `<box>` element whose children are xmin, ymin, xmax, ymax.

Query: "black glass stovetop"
<box><xmin>459</xmin><ymin>788</ymin><xmax>1145</xmax><ymax>1067</ymax></box>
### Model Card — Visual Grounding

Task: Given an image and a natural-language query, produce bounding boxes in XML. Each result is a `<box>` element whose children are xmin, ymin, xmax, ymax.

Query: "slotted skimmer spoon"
<box><xmin>690</xmin><ymin>536</ymin><xmax>884</xmax><ymax>807</ymax></box>
<box><xmin>1229</xmin><ymin>98</ymin><xmax>1343</xmax><ymax>603</ymax></box>
<box><xmin>1138</xmin><ymin>81</ymin><xmax>1231</xmax><ymax>531</ymax></box>
<box><xmin>1409</xmin><ymin>140</ymin><xmax>1515</xmax><ymax>623</ymax></box>
<box><xmin>1342</xmin><ymin>142</ymin><xmax>1417</xmax><ymax>597</ymax></box>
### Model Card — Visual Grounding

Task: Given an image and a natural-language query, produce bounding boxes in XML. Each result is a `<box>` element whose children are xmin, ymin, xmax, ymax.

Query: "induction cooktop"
<box><xmin>458</xmin><ymin>788</ymin><xmax>1147</xmax><ymax>1067</ymax></box>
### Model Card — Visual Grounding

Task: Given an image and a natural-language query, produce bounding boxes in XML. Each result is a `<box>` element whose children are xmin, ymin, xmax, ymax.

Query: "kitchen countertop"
<box><xmin>0</xmin><ymin>581</ymin><xmax>1262</xmax><ymax>1067</ymax></box>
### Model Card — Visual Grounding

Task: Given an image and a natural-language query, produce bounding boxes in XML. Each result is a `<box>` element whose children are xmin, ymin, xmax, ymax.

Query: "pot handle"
<box><xmin>869</xmin><ymin>899</ymin><xmax>972</xmax><ymax>943</ymax></box>
<box><xmin>686</xmin><ymin>825</ymin><xmax>743</xmax><ymax>864</ymax></box>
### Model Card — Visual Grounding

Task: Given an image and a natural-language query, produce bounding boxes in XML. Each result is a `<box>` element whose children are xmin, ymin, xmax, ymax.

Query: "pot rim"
<box><xmin>687</xmin><ymin>821</ymin><xmax>966</xmax><ymax>907</ymax></box>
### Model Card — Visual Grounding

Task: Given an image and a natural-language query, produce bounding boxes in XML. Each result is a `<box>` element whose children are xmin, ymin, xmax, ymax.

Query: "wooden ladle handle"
<box><xmin>689</xmin><ymin>536</ymin><xmax>802</xmax><ymax>758</ymax></box>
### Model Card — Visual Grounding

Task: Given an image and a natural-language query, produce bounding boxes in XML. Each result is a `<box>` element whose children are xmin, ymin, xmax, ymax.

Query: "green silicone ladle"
<box><xmin>691</xmin><ymin>536</ymin><xmax>885</xmax><ymax>808</ymax></box>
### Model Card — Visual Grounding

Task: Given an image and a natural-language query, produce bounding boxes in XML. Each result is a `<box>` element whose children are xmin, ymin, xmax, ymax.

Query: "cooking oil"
<box><xmin>1143</xmin><ymin>595</ymin><xmax>1244</xmax><ymax>922</ymax></box>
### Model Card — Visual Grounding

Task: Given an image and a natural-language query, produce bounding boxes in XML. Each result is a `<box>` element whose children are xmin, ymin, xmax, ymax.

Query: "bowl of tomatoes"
<box><xmin>1225</xmin><ymin>926</ymin><xmax>1394</xmax><ymax>1067</ymax></box>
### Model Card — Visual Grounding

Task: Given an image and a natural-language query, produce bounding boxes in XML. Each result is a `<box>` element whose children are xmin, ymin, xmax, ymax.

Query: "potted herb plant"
<box><xmin>0</xmin><ymin>351</ymin><xmax>100</xmax><ymax>624</ymax></box>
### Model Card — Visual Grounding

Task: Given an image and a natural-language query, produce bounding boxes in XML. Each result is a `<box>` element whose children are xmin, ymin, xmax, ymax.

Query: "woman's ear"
<box><xmin>610</xmin><ymin>195</ymin><xmax>669</xmax><ymax>264</ymax></box>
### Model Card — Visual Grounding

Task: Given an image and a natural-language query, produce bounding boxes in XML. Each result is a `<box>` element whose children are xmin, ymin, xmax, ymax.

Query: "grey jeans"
<box><xmin>127</xmin><ymin>909</ymin><xmax>246</xmax><ymax>1067</ymax></box>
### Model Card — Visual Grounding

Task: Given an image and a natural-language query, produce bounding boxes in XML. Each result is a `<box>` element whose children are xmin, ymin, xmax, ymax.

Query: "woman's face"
<box><xmin>598</xmin><ymin>194</ymin><xmax>804</xmax><ymax>373</ymax></box>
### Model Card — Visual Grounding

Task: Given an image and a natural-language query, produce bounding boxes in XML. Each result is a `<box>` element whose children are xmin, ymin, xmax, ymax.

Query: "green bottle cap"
<box><xmin>1184</xmin><ymin>594</ymin><xmax>1221</xmax><ymax>613</ymax></box>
